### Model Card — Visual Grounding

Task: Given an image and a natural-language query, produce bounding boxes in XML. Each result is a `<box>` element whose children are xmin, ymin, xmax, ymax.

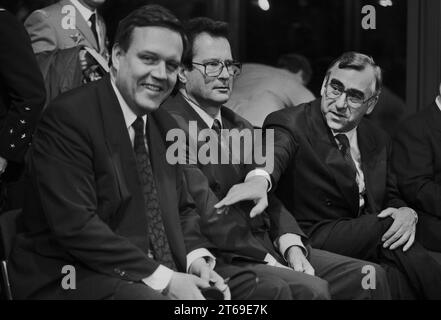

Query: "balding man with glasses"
<box><xmin>222</xmin><ymin>51</ymin><xmax>441</xmax><ymax>299</ymax></box>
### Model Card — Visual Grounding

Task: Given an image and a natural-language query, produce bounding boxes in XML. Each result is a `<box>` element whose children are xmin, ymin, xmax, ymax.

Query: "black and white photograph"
<box><xmin>0</xmin><ymin>0</ymin><xmax>440</xmax><ymax>306</ymax></box>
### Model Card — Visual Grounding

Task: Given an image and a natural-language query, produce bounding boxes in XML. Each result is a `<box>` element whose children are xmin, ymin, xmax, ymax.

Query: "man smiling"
<box><xmin>8</xmin><ymin>5</ymin><xmax>229</xmax><ymax>300</ymax></box>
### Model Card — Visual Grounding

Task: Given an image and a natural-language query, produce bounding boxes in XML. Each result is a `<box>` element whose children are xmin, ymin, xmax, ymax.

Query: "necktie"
<box><xmin>132</xmin><ymin>117</ymin><xmax>176</xmax><ymax>270</ymax></box>
<box><xmin>335</xmin><ymin>134</ymin><xmax>358</xmax><ymax>183</ymax></box>
<box><xmin>211</xmin><ymin>119</ymin><xmax>222</xmax><ymax>137</ymax></box>
<box><xmin>89</xmin><ymin>13</ymin><xmax>100</xmax><ymax>51</ymax></box>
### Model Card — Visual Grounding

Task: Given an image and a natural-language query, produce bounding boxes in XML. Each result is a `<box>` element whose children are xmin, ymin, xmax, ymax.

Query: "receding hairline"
<box><xmin>326</xmin><ymin>64</ymin><xmax>378</xmax><ymax>96</ymax></box>
<box><xmin>191</xmin><ymin>32</ymin><xmax>231</xmax><ymax>56</ymax></box>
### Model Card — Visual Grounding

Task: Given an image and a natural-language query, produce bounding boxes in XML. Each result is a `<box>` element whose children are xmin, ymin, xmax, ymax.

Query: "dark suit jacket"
<box><xmin>9</xmin><ymin>76</ymin><xmax>213</xmax><ymax>299</ymax></box>
<box><xmin>393</xmin><ymin>102</ymin><xmax>441</xmax><ymax>217</ymax></box>
<box><xmin>392</xmin><ymin>103</ymin><xmax>441</xmax><ymax>249</ymax></box>
<box><xmin>263</xmin><ymin>99</ymin><xmax>406</xmax><ymax>243</ymax></box>
<box><xmin>162</xmin><ymin>93</ymin><xmax>306</xmax><ymax>264</ymax></box>
<box><xmin>0</xmin><ymin>10</ymin><xmax>45</xmax><ymax>181</ymax></box>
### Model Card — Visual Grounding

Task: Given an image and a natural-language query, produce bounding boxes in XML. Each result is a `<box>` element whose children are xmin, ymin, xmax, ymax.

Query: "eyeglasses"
<box><xmin>325</xmin><ymin>80</ymin><xmax>378</xmax><ymax>109</ymax></box>
<box><xmin>192</xmin><ymin>60</ymin><xmax>242</xmax><ymax>77</ymax></box>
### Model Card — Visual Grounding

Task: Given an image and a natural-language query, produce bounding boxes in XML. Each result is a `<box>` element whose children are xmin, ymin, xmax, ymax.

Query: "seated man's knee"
<box><xmin>305</xmin><ymin>278</ymin><xmax>331</xmax><ymax>300</ymax></box>
<box><xmin>288</xmin><ymin>277</ymin><xmax>331</xmax><ymax>300</ymax></box>
<box><xmin>361</xmin><ymin>263</ymin><xmax>391</xmax><ymax>299</ymax></box>
<box><xmin>250</xmin><ymin>275</ymin><xmax>294</xmax><ymax>300</ymax></box>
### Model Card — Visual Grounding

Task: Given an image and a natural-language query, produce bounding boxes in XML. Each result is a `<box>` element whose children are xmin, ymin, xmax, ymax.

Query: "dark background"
<box><xmin>1</xmin><ymin>0</ymin><xmax>440</xmax><ymax>115</ymax></box>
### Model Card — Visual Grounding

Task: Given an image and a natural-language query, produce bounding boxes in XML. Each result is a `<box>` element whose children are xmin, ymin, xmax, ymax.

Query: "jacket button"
<box><xmin>326</xmin><ymin>199</ymin><xmax>332</xmax><ymax>206</ymax></box>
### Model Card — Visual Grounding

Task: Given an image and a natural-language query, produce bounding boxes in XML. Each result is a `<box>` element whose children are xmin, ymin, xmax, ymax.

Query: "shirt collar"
<box><xmin>110</xmin><ymin>77</ymin><xmax>147</xmax><ymax>130</ymax></box>
<box><xmin>180</xmin><ymin>91</ymin><xmax>223</xmax><ymax>128</ymax></box>
<box><xmin>436</xmin><ymin>96</ymin><xmax>441</xmax><ymax>112</ymax></box>
<box><xmin>70</xmin><ymin>0</ymin><xmax>96</xmax><ymax>22</ymax></box>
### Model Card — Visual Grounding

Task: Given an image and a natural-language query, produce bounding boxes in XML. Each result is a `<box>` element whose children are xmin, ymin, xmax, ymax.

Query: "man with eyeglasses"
<box><xmin>162</xmin><ymin>21</ymin><xmax>392</xmax><ymax>299</ymax></box>
<box><xmin>219</xmin><ymin>51</ymin><xmax>441</xmax><ymax>299</ymax></box>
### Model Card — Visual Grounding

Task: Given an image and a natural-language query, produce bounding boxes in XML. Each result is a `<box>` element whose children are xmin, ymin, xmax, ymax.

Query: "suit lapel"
<box><xmin>97</xmin><ymin>76</ymin><xmax>148</xmax><ymax>231</ymax></box>
<box><xmin>148</xmin><ymin>111</ymin><xmax>186</xmax><ymax>269</ymax></box>
<box><xmin>307</xmin><ymin>100</ymin><xmax>359</xmax><ymax>213</ymax></box>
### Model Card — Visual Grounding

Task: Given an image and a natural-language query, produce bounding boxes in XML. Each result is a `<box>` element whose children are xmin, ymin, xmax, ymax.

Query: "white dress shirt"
<box><xmin>70</xmin><ymin>0</ymin><xmax>101</xmax><ymax>47</ymax></box>
<box><xmin>332</xmin><ymin>127</ymin><xmax>366</xmax><ymax>208</ymax></box>
<box><xmin>111</xmin><ymin>79</ymin><xmax>215</xmax><ymax>292</ymax></box>
<box><xmin>436</xmin><ymin>96</ymin><xmax>441</xmax><ymax>111</ymax></box>
<box><xmin>180</xmin><ymin>90</ymin><xmax>306</xmax><ymax>261</ymax></box>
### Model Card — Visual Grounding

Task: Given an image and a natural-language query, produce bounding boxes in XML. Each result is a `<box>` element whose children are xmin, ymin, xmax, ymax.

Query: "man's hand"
<box><xmin>0</xmin><ymin>156</ymin><xmax>7</xmax><ymax>176</ymax></box>
<box><xmin>165</xmin><ymin>272</ymin><xmax>209</xmax><ymax>300</ymax></box>
<box><xmin>189</xmin><ymin>257</ymin><xmax>231</xmax><ymax>300</ymax></box>
<box><xmin>286</xmin><ymin>246</ymin><xmax>315</xmax><ymax>276</ymax></box>
<box><xmin>214</xmin><ymin>176</ymin><xmax>268</xmax><ymax>218</ymax></box>
<box><xmin>378</xmin><ymin>207</ymin><xmax>417</xmax><ymax>252</ymax></box>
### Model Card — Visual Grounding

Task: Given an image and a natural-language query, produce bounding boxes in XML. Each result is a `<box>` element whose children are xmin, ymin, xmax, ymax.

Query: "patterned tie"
<box><xmin>132</xmin><ymin>117</ymin><xmax>176</xmax><ymax>270</ymax></box>
<box><xmin>89</xmin><ymin>13</ymin><xmax>100</xmax><ymax>51</ymax></box>
<box><xmin>335</xmin><ymin>134</ymin><xmax>357</xmax><ymax>182</ymax></box>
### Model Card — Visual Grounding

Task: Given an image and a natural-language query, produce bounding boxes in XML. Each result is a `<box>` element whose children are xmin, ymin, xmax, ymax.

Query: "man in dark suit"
<box><xmin>392</xmin><ymin>83</ymin><xmax>441</xmax><ymax>252</ymax></box>
<box><xmin>220</xmin><ymin>52</ymin><xmax>441</xmax><ymax>299</ymax></box>
<box><xmin>8</xmin><ymin>5</ymin><xmax>237</xmax><ymax>300</ymax></box>
<box><xmin>0</xmin><ymin>8</ymin><xmax>46</xmax><ymax>211</ymax></box>
<box><xmin>162</xmin><ymin>19</ymin><xmax>390</xmax><ymax>299</ymax></box>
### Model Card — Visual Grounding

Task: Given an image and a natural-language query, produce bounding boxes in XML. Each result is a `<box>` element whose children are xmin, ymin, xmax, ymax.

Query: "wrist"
<box><xmin>285</xmin><ymin>245</ymin><xmax>302</xmax><ymax>260</ymax></box>
<box><xmin>409</xmin><ymin>208</ymin><xmax>418</xmax><ymax>224</ymax></box>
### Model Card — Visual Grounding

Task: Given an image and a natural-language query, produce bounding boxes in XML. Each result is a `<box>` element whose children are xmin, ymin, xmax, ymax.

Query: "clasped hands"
<box><xmin>165</xmin><ymin>257</ymin><xmax>231</xmax><ymax>300</ymax></box>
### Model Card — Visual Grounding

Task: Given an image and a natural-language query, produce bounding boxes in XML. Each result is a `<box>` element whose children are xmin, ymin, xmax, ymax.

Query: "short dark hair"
<box><xmin>326</xmin><ymin>51</ymin><xmax>382</xmax><ymax>95</ymax></box>
<box><xmin>113</xmin><ymin>4</ymin><xmax>187</xmax><ymax>56</ymax></box>
<box><xmin>182</xmin><ymin>17</ymin><xmax>229</xmax><ymax>69</ymax></box>
<box><xmin>277</xmin><ymin>53</ymin><xmax>313</xmax><ymax>85</ymax></box>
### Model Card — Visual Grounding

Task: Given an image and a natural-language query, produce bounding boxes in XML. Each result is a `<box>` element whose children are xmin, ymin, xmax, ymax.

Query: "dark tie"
<box><xmin>133</xmin><ymin>117</ymin><xmax>176</xmax><ymax>270</ymax></box>
<box><xmin>335</xmin><ymin>134</ymin><xmax>358</xmax><ymax>182</ymax></box>
<box><xmin>89</xmin><ymin>13</ymin><xmax>100</xmax><ymax>51</ymax></box>
<box><xmin>211</xmin><ymin>119</ymin><xmax>222</xmax><ymax>137</ymax></box>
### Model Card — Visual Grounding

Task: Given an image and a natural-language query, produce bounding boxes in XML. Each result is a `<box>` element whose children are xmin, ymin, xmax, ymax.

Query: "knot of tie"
<box><xmin>335</xmin><ymin>134</ymin><xmax>350</xmax><ymax>153</ymax></box>
<box><xmin>212</xmin><ymin>119</ymin><xmax>222</xmax><ymax>136</ymax></box>
<box><xmin>133</xmin><ymin>116</ymin><xmax>144</xmax><ymax>134</ymax></box>
<box><xmin>133</xmin><ymin>117</ymin><xmax>145</xmax><ymax>150</ymax></box>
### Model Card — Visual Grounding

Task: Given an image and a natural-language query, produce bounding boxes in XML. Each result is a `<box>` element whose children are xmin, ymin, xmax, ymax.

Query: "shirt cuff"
<box><xmin>186</xmin><ymin>248</ymin><xmax>216</xmax><ymax>272</ymax></box>
<box><xmin>142</xmin><ymin>265</ymin><xmax>174</xmax><ymax>292</ymax></box>
<box><xmin>276</xmin><ymin>233</ymin><xmax>308</xmax><ymax>259</ymax></box>
<box><xmin>245</xmin><ymin>169</ymin><xmax>272</xmax><ymax>191</ymax></box>
<box><xmin>264</xmin><ymin>253</ymin><xmax>279</xmax><ymax>266</ymax></box>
